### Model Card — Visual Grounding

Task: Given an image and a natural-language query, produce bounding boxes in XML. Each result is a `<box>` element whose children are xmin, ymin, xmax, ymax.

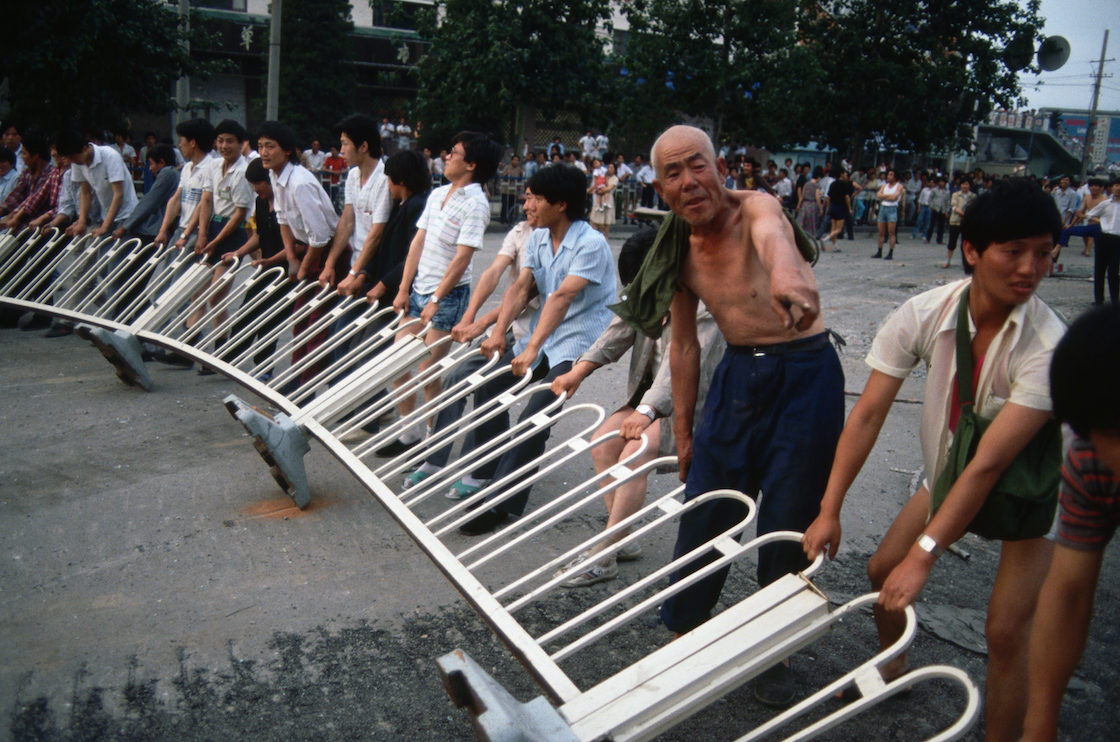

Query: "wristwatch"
<box><xmin>916</xmin><ymin>534</ymin><xmax>944</xmax><ymax>559</ymax></box>
<box><xmin>636</xmin><ymin>404</ymin><xmax>657</xmax><ymax>421</ymax></box>
<box><xmin>430</xmin><ymin>294</ymin><xmax>441</xmax><ymax>304</ymax></box>
<box><xmin>348</xmin><ymin>269</ymin><xmax>359</xmax><ymax>278</ymax></box>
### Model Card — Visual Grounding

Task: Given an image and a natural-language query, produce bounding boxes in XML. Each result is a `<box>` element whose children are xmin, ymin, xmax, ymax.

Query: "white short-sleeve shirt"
<box><xmin>344</xmin><ymin>160</ymin><xmax>392</xmax><ymax>263</ymax></box>
<box><xmin>412</xmin><ymin>182</ymin><xmax>489</xmax><ymax>295</ymax></box>
<box><xmin>71</xmin><ymin>144</ymin><xmax>138</xmax><ymax>225</ymax></box>
<box><xmin>205</xmin><ymin>155</ymin><xmax>253</xmax><ymax>220</ymax></box>
<box><xmin>867</xmin><ymin>278</ymin><xmax>1064</xmax><ymax>488</ymax></box>
<box><xmin>497</xmin><ymin>221</ymin><xmax>540</xmax><ymax>343</ymax></box>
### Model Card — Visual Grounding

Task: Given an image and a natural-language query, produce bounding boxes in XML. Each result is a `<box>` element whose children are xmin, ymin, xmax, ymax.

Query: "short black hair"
<box><xmin>214</xmin><ymin>119</ymin><xmax>249</xmax><ymax>143</ymax></box>
<box><xmin>527</xmin><ymin>164</ymin><xmax>586</xmax><ymax>221</ymax></box>
<box><xmin>53</xmin><ymin>129</ymin><xmax>87</xmax><ymax>158</ymax></box>
<box><xmin>451</xmin><ymin>131</ymin><xmax>502</xmax><ymax>184</ymax></box>
<box><xmin>244</xmin><ymin>157</ymin><xmax>270</xmax><ymax>184</ymax></box>
<box><xmin>384</xmin><ymin>149</ymin><xmax>431</xmax><ymax>196</ymax></box>
<box><xmin>333</xmin><ymin>114</ymin><xmax>380</xmax><ymax>156</ymax></box>
<box><xmin>20</xmin><ymin>127</ymin><xmax>50</xmax><ymax>160</ymax></box>
<box><xmin>256</xmin><ymin>121</ymin><xmax>300</xmax><ymax>164</ymax></box>
<box><xmin>960</xmin><ymin>178</ymin><xmax>1062</xmax><ymax>274</ymax></box>
<box><xmin>146</xmin><ymin>144</ymin><xmax>176</xmax><ymax>166</ymax></box>
<box><xmin>0</xmin><ymin>147</ymin><xmax>14</xmax><ymax>167</ymax></box>
<box><xmin>1051</xmin><ymin>304</ymin><xmax>1120</xmax><ymax>437</ymax></box>
<box><xmin>2</xmin><ymin>121</ymin><xmax>22</xmax><ymax>137</ymax></box>
<box><xmin>175</xmin><ymin>118</ymin><xmax>216</xmax><ymax>151</ymax></box>
<box><xmin>618</xmin><ymin>228</ymin><xmax>658</xmax><ymax>286</ymax></box>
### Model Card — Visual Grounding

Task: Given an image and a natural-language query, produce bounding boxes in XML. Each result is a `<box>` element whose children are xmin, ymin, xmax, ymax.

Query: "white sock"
<box><xmin>417</xmin><ymin>462</ymin><xmax>442</xmax><ymax>476</ymax></box>
<box><xmin>461</xmin><ymin>476</ymin><xmax>485</xmax><ymax>489</ymax></box>
<box><xmin>399</xmin><ymin>422</ymin><xmax>425</xmax><ymax>445</ymax></box>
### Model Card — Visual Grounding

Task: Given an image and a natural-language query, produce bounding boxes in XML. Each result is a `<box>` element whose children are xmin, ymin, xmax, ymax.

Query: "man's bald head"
<box><xmin>650</xmin><ymin>125</ymin><xmax>716</xmax><ymax>177</ymax></box>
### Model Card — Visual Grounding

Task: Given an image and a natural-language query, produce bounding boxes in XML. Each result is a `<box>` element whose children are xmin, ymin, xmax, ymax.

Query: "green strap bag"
<box><xmin>929</xmin><ymin>287</ymin><xmax>1061</xmax><ymax>541</ymax></box>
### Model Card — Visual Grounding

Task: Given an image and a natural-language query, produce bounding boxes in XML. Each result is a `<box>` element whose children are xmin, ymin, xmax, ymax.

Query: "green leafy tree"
<box><xmin>0</xmin><ymin>0</ymin><xmax>219</xmax><ymax>132</ymax></box>
<box><xmin>616</xmin><ymin>0</ymin><xmax>821</xmax><ymax>150</ymax></box>
<box><xmin>413</xmin><ymin>0</ymin><xmax>612</xmax><ymax>148</ymax></box>
<box><xmin>796</xmin><ymin>0</ymin><xmax>1044</xmax><ymax>166</ymax></box>
<box><xmin>271</xmin><ymin>0</ymin><xmax>356</xmax><ymax>148</ymax></box>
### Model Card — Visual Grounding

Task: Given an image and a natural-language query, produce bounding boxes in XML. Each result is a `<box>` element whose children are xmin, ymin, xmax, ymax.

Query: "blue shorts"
<box><xmin>879</xmin><ymin>204</ymin><xmax>899</xmax><ymax>223</ymax></box>
<box><xmin>408</xmin><ymin>283</ymin><xmax>470</xmax><ymax>332</ymax></box>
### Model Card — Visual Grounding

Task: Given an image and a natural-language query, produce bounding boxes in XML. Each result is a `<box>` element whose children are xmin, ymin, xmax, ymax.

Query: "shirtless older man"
<box><xmin>653</xmin><ymin>126</ymin><xmax>844</xmax><ymax>706</ymax></box>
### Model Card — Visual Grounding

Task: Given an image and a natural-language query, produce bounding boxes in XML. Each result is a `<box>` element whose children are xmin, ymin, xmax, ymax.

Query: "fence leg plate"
<box><xmin>223</xmin><ymin>394</ymin><xmax>311</xmax><ymax>509</ymax></box>
<box><xmin>438</xmin><ymin>649</ymin><xmax>579</xmax><ymax>742</ymax></box>
<box><xmin>75</xmin><ymin>324</ymin><xmax>153</xmax><ymax>392</ymax></box>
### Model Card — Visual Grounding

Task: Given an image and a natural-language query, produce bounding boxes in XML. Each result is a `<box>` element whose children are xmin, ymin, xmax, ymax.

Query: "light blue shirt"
<box><xmin>515</xmin><ymin>219</ymin><xmax>617</xmax><ymax>368</ymax></box>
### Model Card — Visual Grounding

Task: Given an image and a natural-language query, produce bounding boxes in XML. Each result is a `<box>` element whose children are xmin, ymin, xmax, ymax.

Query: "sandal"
<box><xmin>402</xmin><ymin>470</ymin><xmax>431</xmax><ymax>489</ymax></box>
<box><xmin>446</xmin><ymin>479</ymin><xmax>482</xmax><ymax>501</ymax></box>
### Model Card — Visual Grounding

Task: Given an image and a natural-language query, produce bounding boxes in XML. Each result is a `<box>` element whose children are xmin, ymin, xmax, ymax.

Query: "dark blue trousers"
<box><xmin>426</xmin><ymin>348</ymin><xmax>571</xmax><ymax>516</ymax></box>
<box><xmin>660</xmin><ymin>337</ymin><xmax>844</xmax><ymax>634</ymax></box>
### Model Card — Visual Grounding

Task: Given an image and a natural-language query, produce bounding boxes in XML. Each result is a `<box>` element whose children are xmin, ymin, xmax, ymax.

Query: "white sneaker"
<box><xmin>616</xmin><ymin>542</ymin><xmax>643</xmax><ymax>561</ymax></box>
<box><xmin>560</xmin><ymin>558</ymin><xmax>618</xmax><ymax>588</ymax></box>
<box><xmin>554</xmin><ymin>552</ymin><xmax>591</xmax><ymax>580</ymax></box>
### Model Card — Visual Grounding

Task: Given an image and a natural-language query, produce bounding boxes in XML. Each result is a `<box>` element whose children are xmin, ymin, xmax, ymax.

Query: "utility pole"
<box><xmin>175</xmin><ymin>0</ymin><xmax>190</xmax><ymax>123</ymax></box>
<box><xmin>1080</xmin><ymin>29</ymin><xmax>1109</xmax><ymax>181</ymax></box>
<box><xmin>267</xmin><ymin>0</ymin><xmax>282</xmax><ymax>120</ymax></box>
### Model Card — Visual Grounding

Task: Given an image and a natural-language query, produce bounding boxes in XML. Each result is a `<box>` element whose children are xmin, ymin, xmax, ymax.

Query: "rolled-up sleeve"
<box><xmin>866</xmin><ymin>301</ymin><xmax>921</xmax><ymax>378</ymax></box>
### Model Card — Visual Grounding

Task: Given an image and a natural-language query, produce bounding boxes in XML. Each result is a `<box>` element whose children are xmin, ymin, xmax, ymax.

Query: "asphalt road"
<box><xmin>2</xmin><ymin>223</ymin><xmax>1117</xmax><ymax>741</ymax></box>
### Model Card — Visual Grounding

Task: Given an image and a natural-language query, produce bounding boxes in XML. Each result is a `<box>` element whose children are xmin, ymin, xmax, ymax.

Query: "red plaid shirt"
<box><xmin>3</xmin><ymin>162</ymin><xmax>59</xmax><ymax>221</ymax></box>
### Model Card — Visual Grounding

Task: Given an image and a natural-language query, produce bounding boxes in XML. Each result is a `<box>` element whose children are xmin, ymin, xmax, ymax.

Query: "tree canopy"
<box><xmin>796</xmin><ymin>0</ymin><xmax>1044</xmax><ymax>166</ymax></box>
<box><xmin>272</xmin><ymin>0</ymin><xmax>356</xmax><ymax>147</ymax></box>
<box><xmin>0</xmin><ymin>0</ymin><xmax>220</xmax><ymax>133</ymax></box>
<box><xmin>412</xmin><ymin>0</ymin><xmax>612</xmax><ymax>147</ymax></box>
<box><xmin>616</xmin><ymin>0</ymin><xmax>821</xmax><ymax>149</ymax></box>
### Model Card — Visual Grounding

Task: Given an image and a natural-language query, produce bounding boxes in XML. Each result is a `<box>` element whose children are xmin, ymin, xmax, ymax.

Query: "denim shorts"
<box><xmin>879</xmin><ymin>203</ymin><xmax>899</xmax><ymax>223</ymax></box>
<box><xmin>408</xmin><ymin>283</ymin><xmax>470</xmax><ymax>332</ymax></box>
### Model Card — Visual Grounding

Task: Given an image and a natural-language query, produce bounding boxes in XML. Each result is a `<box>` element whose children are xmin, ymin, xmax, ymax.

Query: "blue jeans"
<box><xmin>426</xmin><ymin>348</ymin><xmax>571</xmax><ymax>516</ymax></box>
<box><xmin>912</xmin><ymin>205</ymin><xmax>931</xmax><ymax>239</ymax></box>
<box><xmin>408</xmin><ymin>283</ymin><xmax>470</xmax><ymax>332</ymax></box>
<box><xmin>660</xmin><ymin>337</ymin><xmax>845</xmax><ymax>634</ymax></box>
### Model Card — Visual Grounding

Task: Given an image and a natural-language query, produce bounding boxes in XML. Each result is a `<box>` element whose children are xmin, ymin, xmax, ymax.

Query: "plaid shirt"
<box><xmin>2</xmin><ymin>162</ymin><xmax>57</xmax><ymax>219</ymax></box>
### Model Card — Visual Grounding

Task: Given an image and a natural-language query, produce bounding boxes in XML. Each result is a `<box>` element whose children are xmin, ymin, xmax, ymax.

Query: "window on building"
<box><xmin>371</xmin><ymin>0</ymin><xmax>422</xmax><ymax>30</ymax></box>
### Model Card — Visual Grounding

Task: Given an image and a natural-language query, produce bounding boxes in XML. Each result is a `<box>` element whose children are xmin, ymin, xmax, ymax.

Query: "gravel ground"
<box><xmin>3</xmin><ymin>224</ymin><xmax>1118</xmax><ymax>741</ymax></box>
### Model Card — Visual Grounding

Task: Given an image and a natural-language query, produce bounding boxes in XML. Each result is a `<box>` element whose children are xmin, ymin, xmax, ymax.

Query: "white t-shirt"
<box><xmin>71</xmin><ymin>144</ymin><xmax>138</xmax><ymax>225</ymax></box>
<box><xmin>344</xmin><ymin>160</ymin><xmax>393</xmax><ymax>265</ymax></box>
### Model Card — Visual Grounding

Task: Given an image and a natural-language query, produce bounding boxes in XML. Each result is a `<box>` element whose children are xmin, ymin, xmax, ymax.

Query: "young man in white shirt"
<box><xmin>320</xmin><ymin>114</ymin><xmax>392</xmax><ymax>297</ymax></box>
<box><xmin>258</xmin><ymin>120</ymin><xmax>342</xmax><ymax>385</ymax></box>
<box><xmin>302</xmin><ymin>140</ymin><xmax>327</xmax><ymax>175</ymax></box>
<box><xmin>180</xmin><ymin>120</ymin><xmax>253</xmax><ymax>370</ymax></box>
<box><xmin>803</xmin><ymin>179</ymin><xmax>1066</xmax><ymax>740</ymax></box>
<box><xmin>375</xmin><ymin>131</ymin><xmax>502</xmax><ymax>456</ymax></box>
<box><xmin>154</xmin><ymin>118</ymin><xmax>216</xmax><ymax>251</ymax></box>
<box><xmin>317</xmin><ymin>114</ymin><xmax>393</xmax><ymax>365</ymax></box>
<box><xmin>54</xmin><ymin>129</ymin><xmax>138</xmax><ymax>238</ymax></box>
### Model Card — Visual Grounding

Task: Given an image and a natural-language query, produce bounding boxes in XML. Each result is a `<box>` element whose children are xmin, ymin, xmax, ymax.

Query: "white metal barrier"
<box><xmin>0</xmin><ymin>228</ymin><xmax>980</xmax><ymax>741</ymax></box>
